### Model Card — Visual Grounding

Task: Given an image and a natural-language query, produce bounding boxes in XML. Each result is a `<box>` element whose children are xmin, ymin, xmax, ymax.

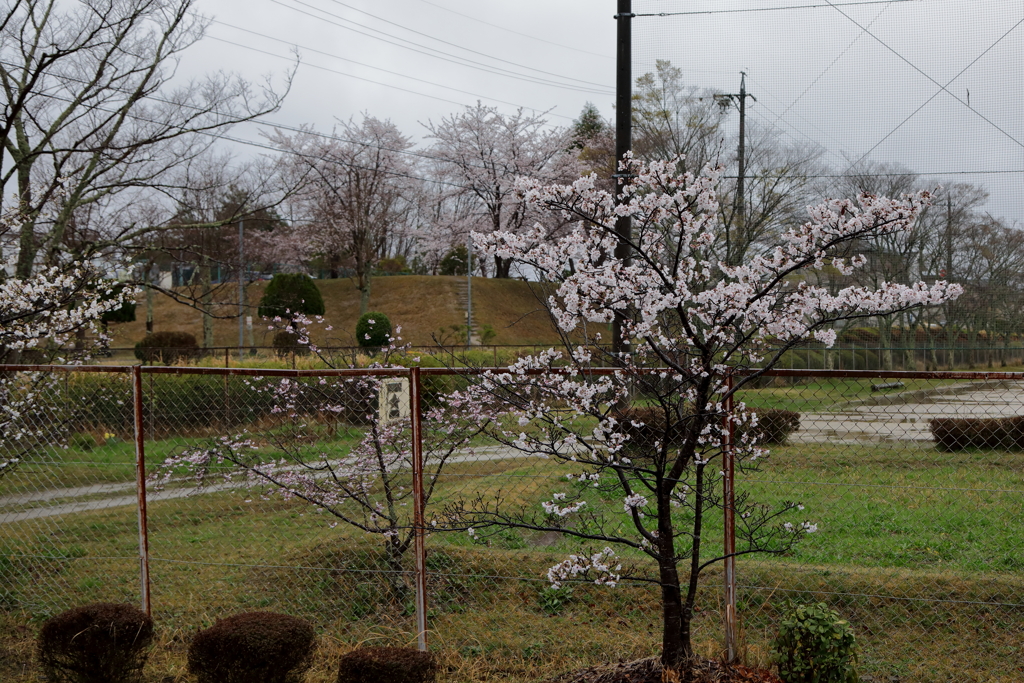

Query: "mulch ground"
<box><xmin>549</xmin><ymin>657</ymin><xmax>783</xmax><ymax>683</ymax></box>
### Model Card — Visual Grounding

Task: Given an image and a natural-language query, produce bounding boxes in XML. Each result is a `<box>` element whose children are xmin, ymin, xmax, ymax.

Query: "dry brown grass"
<box><xmin>107</xmin><ymin>276</ymin><xmax>565</xmax><ymax>350</ymax></box>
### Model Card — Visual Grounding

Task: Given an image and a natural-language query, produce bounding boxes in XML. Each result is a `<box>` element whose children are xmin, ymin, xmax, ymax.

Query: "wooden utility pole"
<box><xmin>613</xmin><ymin>0</ymin><xmax>633</xmax><ymax>358</ymax></box>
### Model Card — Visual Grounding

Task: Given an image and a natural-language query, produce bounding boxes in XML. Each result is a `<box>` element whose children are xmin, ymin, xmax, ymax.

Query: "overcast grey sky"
<box><xmin>187</xmin><ymin>0</ymin><xmax>1023</xmax><ymax>223</ymax></box>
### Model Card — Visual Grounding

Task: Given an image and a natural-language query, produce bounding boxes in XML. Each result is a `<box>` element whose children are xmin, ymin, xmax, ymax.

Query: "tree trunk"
<box><xmin>385</xmin><ymin>535</ymin><xmax>409</xmax><ymax>607</ymax></box>
<box><xmin>145</xmin><ymin>262</ymin><xmax>155</xmax><ymax>335</ymax></box>
<box><xmin>357</xmin><ymin>269</ymin><xmax>372</xmax><ymax>315</ymax></box>
<box><xmin>494</xmin><ymin>255</ymin><xmax>512</xmax><ymax>279</ymax></box>
<box><xmin>878</xmin><ymin>315</ymin><xmax>893</xmax><ymax>371</ymax></box>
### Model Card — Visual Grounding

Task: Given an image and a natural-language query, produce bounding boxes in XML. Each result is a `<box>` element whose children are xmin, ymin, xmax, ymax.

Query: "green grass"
<box><xmin>2</xmin><ymin>435</ymin><xmax>1023</xmax><ymax>682</ymax></box>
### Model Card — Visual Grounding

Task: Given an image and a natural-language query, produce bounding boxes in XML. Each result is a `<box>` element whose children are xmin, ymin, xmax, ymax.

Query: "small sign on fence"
<box><xmin>379</xmin><ymin>377</ymin><xmax>410</xmax><ymax>425</ymax></box>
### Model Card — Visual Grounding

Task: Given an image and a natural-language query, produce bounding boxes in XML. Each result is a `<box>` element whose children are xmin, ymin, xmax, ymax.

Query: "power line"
<box><xmin>635</xmin><ymin>0</ymin><xmax>918</xmax><ymax>18</ymax></box>
<box><xmin>0</xmin><ymin>84</ymin><xmax>477</xmax><ymax>194</ymax></box>
<box><xmin>769</xmin><ymin>0</ymin><xmax>893</xmax><ymax>129</ymax></box>
<box><xmin>272</xmin><ymin>0</ymin><xmax>613</xmax><ymax>97</ymax></box>
<box><xmin>206</xmin><ymin>32</ymin><xmax>575</xmax><ymax>119</ymax></box>
<box><xmin>315</xmin><ymin>0</ymin><xmax>615</xmax><ymax>90</ymax></box>
<box><xmin>825</xmin><ymin>2</ymin><xmax>1024</xmax><ymax>163</ymax></box>
<box><xmin>0</xmin><ymin>55</ymin><xmax>569</xmax><ymax>182</ymax></box>
<box><xmin>415</xmin><ymin>0</ymin><xmax>614</xmax><ymax>61</ymax></box>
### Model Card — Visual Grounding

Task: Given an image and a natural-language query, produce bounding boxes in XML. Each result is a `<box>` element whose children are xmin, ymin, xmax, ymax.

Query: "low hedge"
<box><xmin>930</xmin><ymin>416</ymin><xmax>1024</xmax><ymax>451</ymax></box>
<box><xmin>133</xmin><ymin>332</ymin><xmax>199</xmax><ymax>365</ymax></box>
<box><xmin>337</xmin><ymin>646</ymin><xmax>436</xmax><ymax>683</ymax></box>
<box><xmin>188</xmin><ymin>612</ymin><xmax>316</xmax><ymax>683</ymax></box>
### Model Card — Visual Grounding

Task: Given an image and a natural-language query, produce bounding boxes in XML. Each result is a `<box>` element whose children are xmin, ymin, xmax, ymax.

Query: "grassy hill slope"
<box><xmin>108</xmin><ymin>276</ymin><xmax>563</xmax><ymax>349</ymax></box>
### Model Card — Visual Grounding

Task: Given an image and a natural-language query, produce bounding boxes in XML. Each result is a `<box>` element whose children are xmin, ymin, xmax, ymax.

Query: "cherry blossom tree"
<box><xmin>423</xmin><ymin>103</ymin><xmax>575</xmax><ymax>278</ymax></box>
<box><xmin>153</xmin><ymin>330</ymin><xmax>489</xmax><ymax>605</ymax></box>
<box><xmin>271</xmin><ymin>117</ymin><xmax>419</xmax><ymax>313</ymax></box>
<box><xmin>444</xmin><ymin>155</ymin><xmax>962</xmax><ymax>674</ymax></box>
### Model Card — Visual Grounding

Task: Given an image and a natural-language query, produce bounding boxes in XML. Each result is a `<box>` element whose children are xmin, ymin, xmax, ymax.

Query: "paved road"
<box><xmin>791</xmin><ymin>379</ymin><xmax>1024</xmax><ymax>445</ymax></box>
<box><xmin>0</xmin><ymin>445</ymin><xmax>532</xmax><ymax>524</ymax></box>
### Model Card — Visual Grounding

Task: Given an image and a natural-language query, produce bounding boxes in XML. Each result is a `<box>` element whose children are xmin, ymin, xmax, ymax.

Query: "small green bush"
<box><xmin>537</xmin><ymin>586</ymin><xmax>574</xmax><ymax>615</ymax></box>
<box><xmin>612</xmin><ymin>407</ymin><xmax>800</xmax><ymax>449</ymax></box>
<box><xmin>188</xmin><ymin>612</ymin><xmax>316</xmax><ymax>683</ymax></box>
<box><xmin>133</xmin><ymin>331</ymin><xmax>199</xmax><ymax>364</ymax></box>
<box><xmin>356</xmin><ymin>312</ymin><xmax>392</xmax><ymax>348</ymax></box>
<box><xmin>337</xmin><ymin>646</ymin><xmax>436</xmax><ymax>683</ymax></box>
<box><xmin>770</xmin><ymin>602</ymin><xmax>858</xmax><ymax>683</ymax></box>
<box><xmin>258</xmin><ymin>273</ymin><xmax>325</xmax><ymax>320</ymax></box>
<box><xmin>377</xmin><ymin>255</ymin><xmax>408</xmax><ymax>274</ymax></box>
<box><xmin>37</xmin><ymin>602</ymin><xmax>154</xmax><ymax>683</ymax></box>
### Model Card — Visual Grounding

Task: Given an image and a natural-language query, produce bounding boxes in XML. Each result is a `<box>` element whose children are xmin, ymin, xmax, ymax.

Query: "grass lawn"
<box><xmin>106</xmin><ymin>276</ymin><xmax>563</xmax><ymax>351</ymax></box>
<box><xmin>2</xmin><ymin>433</ymin><xmax>1023</xmax><ymax>682</ymax></box>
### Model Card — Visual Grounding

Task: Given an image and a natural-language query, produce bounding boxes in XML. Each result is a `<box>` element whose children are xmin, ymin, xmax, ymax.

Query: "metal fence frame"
<box><xmin>3</xmin><ymin>363</ymin><xmax>1022</xmax><ymax>664</ymax></box>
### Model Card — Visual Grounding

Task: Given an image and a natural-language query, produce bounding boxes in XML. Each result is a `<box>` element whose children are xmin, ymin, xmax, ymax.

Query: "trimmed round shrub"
<box><xmin>258</xmin><ymin>273</ymin><xmax>325</xmax><ymax>320</ymax></box>
<box><xmin>355</xmin><ymin>312</ymin><xmax>392</xmax><ymax>348</ymax></box>
<box><xmin>614</xmin><ymin>406</ymin><xmax>689</xmax><ymax>450</ymax></box>
<box><xmin>133</xmin><ymin>331</ymin><xmax>199</xmax><ymax>364</ymax></box>
<box><xmin>273</xmin><ymin>330</ymin><xmax>310</xmax><ymax>357</ymax></box>
<box><xmin>37</xmin><ymin>602</ymin><xmax>154</xmax><ymax>683</ymax></box>
<box><xmin>613</xmin><ymin>406</ymin><xmax>800</xmax><ymax>450</ymax></box>
<box><xmin>188</xmin><ymin>612</ymin><xmax>316</xmax><ymax>683</ymax></box>
<box><xmin>770</xmin><ymin>602</ymin><xmax>858</xmax><ymax>683</ymax></box>
<box><xmin>337</xmin><ymin>646</ymin><xmax>436</xmax><ymax>683</ymax></box>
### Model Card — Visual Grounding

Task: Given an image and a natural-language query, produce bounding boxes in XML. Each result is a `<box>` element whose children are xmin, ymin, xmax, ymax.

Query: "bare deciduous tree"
<box><xmin>0</xmin><ymin>0</ymin><xmax>292</xmax><ymax>277</ymax></box>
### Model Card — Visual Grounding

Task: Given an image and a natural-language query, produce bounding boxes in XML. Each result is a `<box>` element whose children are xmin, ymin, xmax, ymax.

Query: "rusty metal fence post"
<box><xmin>409</xmin><ymin>366</ymin><xmax>428</xmax><ymax>650</ymax></box>
<box><xmin>132</xmin><ymin>365</ymin><xmax>152</xmax><ymax>616</ymax></box>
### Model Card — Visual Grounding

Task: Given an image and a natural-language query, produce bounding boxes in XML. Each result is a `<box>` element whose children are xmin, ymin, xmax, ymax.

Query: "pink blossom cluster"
<box><xmin>547</xmin><ymin>547</ymin><xmax>622</xmax><ymax>590</ymax></box>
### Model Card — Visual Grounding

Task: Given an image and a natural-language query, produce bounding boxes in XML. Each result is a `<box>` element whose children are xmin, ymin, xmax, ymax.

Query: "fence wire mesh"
<box><xmin>1</xmin><ymin>365</ymin><xmax>1022</xmax><ymax>682</ymax></box>
<box><xmin>0</xmin><ymin>368</ymin><xmax>139</xmax><ymax>629</ymax></box>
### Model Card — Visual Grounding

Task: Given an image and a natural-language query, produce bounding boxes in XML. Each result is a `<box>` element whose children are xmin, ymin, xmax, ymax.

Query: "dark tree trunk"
<box><xmin>494</xmin><ymin>255</ymin><xmax>512</xmax><ymax>279</ymax></box>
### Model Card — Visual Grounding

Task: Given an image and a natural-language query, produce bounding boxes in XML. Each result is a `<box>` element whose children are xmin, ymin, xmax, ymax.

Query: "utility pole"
<box><xmin>238</xmin><ymin>219</ymin><xmax>245</xmax><ymax>363</ymax></box>
<box><xmin>613</xmin><ymin>0</ymin><xmax>633</xmax><ymax>358</ymax></box>
<box><xmin>716</xmin><ymin>72</ymin><xmax>756</xmax><ymax>266</ymax></box>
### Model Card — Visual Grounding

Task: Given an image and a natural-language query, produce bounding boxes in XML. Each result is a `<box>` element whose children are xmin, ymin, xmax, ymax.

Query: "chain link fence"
<box><xmin>2</xmin><ymin>365</ymin><xmax>1022</xmax><ymax>681</ymax></box>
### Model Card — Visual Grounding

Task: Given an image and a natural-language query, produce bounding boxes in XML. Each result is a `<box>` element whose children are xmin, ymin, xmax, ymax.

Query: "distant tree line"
<box><xmin>1</xmin><ymin>0</ymin><xmax>1017</xmax><ymax>353</ymax></box>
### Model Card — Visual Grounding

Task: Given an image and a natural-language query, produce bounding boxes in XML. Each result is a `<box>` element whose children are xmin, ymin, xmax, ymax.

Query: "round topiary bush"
<box><xmin>187</xmin><ymin>612</ymin><xmax>316</xmax><ymax>683</ymax></box>
<box><xmin>133</xmin><ymin>331</ymin><xmax>199</xmax><ymax>365</ymax></box>
<box><xmin>355</xmin><ymin>312</ymin><xmax>392</xmax><ymax>348</ymax></box>
<box><xmin>258</xmin><ymin>273</ymin><xmax>325</xmax><ymax>320</ymax></box>
<box><xmin>37</xmin><ymin>602</ymin><xmax>154</xmax><ymax>683</ymax></box>
<box><xmin>272</xmin><ymin>330</ymin><xmax>309</xmax><ymax>358</ymax></box>
<box><xmin>337</xmin><ymin>646</ymin><xmax>436</xmax><ymax>683</ymax></box>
